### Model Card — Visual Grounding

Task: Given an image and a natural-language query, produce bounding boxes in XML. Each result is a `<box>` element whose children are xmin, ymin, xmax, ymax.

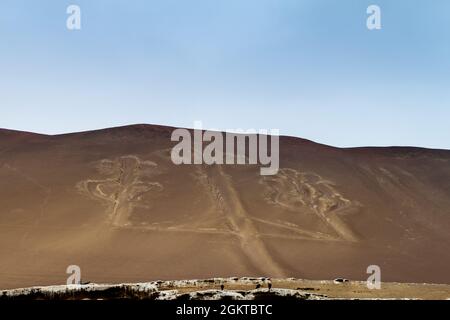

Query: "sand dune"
<box><xmin>0</xmin><ymin>124</ymin><xmax>449</xmax><ymax>289</ymax></box>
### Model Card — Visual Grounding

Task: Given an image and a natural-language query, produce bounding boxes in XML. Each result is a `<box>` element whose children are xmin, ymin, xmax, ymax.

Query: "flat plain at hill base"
<box><xmin>2</xmin><ymin>278</ymin><xmax>450</xmax><ymax>300</ymax></box>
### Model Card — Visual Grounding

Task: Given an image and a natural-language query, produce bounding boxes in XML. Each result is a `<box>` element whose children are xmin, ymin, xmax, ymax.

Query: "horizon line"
<box><xmin>1</xmin><ymin>123</ymin><xmax>449</xmax><ymax>152</ymax></box>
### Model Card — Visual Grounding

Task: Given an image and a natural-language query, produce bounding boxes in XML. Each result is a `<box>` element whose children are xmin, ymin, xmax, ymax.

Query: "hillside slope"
<box><xmin>0</xmin><ymin>124</ymin><xmax>449</xmax><ymax>289</ymax></box>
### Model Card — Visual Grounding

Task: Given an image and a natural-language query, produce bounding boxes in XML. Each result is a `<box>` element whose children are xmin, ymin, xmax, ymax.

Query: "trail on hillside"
<box><xmin>206</xmin><ymin>165</ymin><xmax>286</xmax><ymax>278</ymax></box>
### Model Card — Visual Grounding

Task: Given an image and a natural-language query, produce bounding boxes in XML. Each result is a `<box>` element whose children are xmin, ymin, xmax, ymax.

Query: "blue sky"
<box><xmin>0</xmin><ymin>0</ymin><xmax>449</xmax><ymax>148</ymax></box>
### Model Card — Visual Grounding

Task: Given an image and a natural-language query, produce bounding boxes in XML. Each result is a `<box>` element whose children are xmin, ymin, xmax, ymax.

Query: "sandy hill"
<box><xmin>0</xmin><ymin>124</ymin><xmax>449</xmax><ymax>289</ymax></box>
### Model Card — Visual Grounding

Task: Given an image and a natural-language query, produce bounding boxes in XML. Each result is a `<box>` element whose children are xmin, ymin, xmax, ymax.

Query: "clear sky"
<box><xmin>0</xmin><ymin>0</ymin><xmax>449</xmax><ymax>148</ymax></box>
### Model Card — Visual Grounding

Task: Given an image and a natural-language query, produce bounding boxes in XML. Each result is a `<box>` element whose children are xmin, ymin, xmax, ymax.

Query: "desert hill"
<box><xmin>0</xmin><ymin>124</ymin><xmax>449</xmax><ymax>289</ymax></box>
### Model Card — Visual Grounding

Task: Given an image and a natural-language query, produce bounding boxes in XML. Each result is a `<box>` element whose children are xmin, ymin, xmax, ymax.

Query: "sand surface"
<box><xmin>0</xmin><ymin>124</ymin><xmax>449</xmax><ymax>289</ymax></box>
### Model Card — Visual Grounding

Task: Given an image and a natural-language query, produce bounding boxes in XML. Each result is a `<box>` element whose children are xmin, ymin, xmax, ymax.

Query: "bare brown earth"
<box><xmin>0</xmin><ymin>124</ymin><xmax>449</xmax><ymax>290</ymax></box>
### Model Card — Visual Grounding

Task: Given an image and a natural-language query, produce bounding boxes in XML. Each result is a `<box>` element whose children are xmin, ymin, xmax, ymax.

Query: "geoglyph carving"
<box><xmin>77</xmin><ymin>155</ymin><xmax>163</xmax><ymax>226</ymax></box>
